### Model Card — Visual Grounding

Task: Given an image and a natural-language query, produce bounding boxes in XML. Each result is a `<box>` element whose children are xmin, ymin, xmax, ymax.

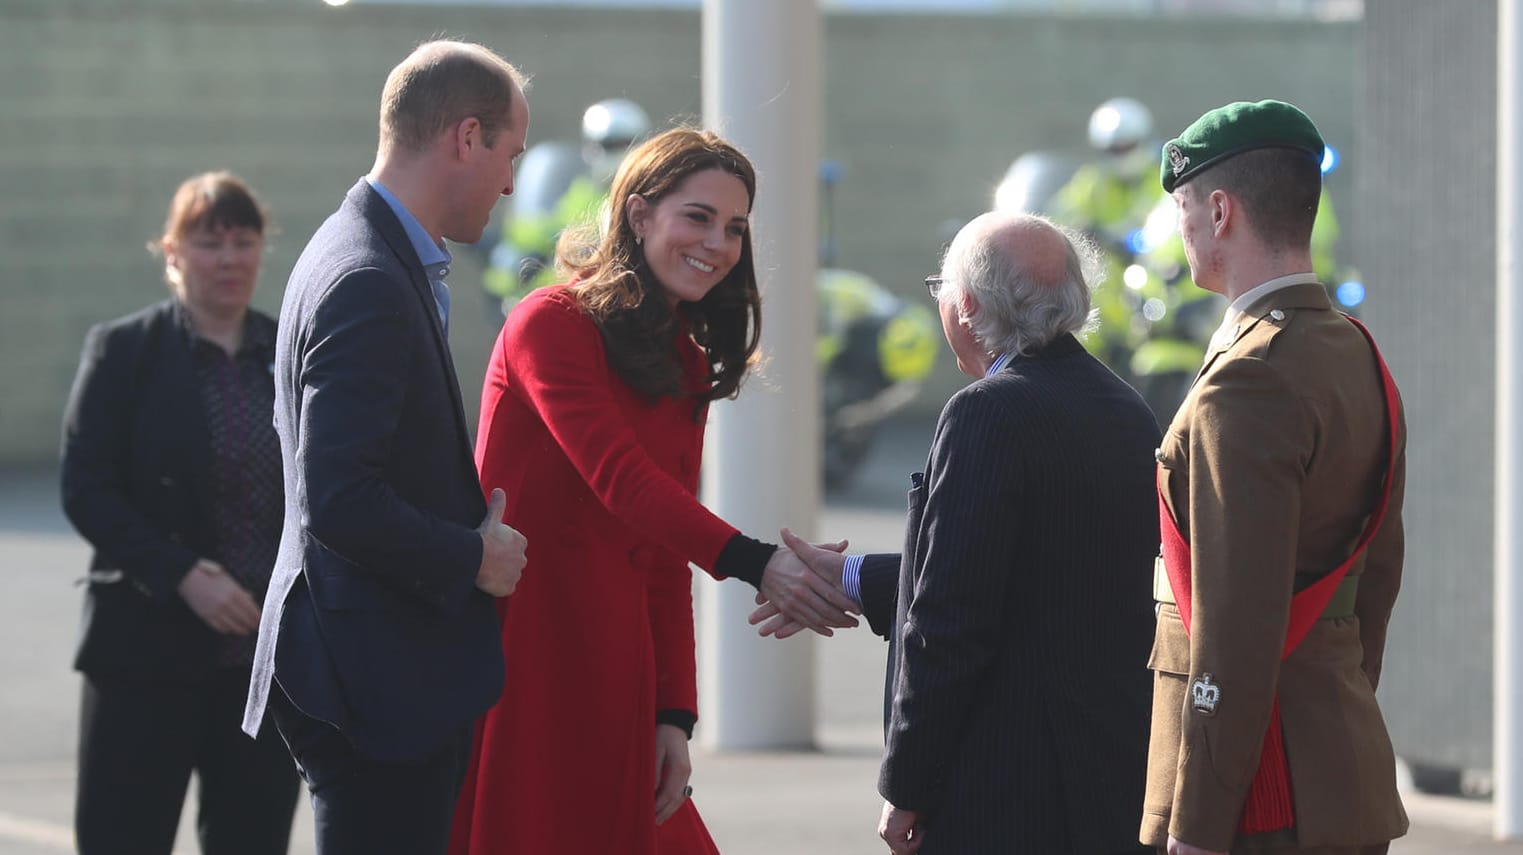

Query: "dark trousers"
<box><xmin>1236</xmin><ymin>841</ymin><xmax>1395</xmax><ymax>847</ymax></box>
<box><xmin>76</xmin><ymin>669</ymin><xmax>300</xmax><ymax>855</ymax></box>
<box><xmin>267</xmin><ymin>682</ymin><xmax>471</xmax><ymax>855</ymax></box>
<box><xmin>1155</xmin><ymin>846</ymin><xmax>1391</xmax><ymax>854</ymax></box>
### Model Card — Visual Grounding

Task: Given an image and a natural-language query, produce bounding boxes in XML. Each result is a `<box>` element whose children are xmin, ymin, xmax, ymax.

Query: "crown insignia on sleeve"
<box><xmin>1191</xmin><ymin>673</ymin><xmax>1221</xmax><ymax>716</ymax></box>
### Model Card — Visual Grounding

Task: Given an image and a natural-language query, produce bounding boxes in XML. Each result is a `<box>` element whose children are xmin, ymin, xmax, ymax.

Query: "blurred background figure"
<box><xmin>1045</xmin><ymin>96</ymin><xmax>1164</xmax><ymax>384</ymax></box>
<box><xmin>59</xmin><ymin>171</ymin><xmax>299</xmax><ymax>855</ymax></box>
<box><xmin>482</xmin><ymin>97</ymin><xmax>652</xmax><ymax>315</ymax></box>
<box><xmin>1053</xmin><ymin>97</ymin><xmax>1162</xmax><ymax>236</ymax></box>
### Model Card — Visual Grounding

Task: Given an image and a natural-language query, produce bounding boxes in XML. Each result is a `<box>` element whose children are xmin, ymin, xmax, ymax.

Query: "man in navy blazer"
<box><xmin>242</xmin><ymin>41</ymin><xmax>530</xmax><ymax>855</ymax></box>
<box><xmin>756</xmin><ymin>213</ymin><xmax>1159</xmax><ymax>855</ymax></box>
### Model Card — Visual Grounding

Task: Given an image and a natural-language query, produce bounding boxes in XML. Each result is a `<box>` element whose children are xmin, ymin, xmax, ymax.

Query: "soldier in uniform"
<box><xmin>1142</xmin><ymin>101</ymin><xmax>1408</xmax><ymax>855</ymax></box>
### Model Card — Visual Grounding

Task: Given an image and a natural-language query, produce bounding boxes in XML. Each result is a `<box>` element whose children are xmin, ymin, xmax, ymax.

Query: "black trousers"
<box><xmin>1154</xmin><ymin>845</ymin><xmax>1391</xmax><ymax>854</ymax></box>
<box><xmin>76</xmin><ymin>668</ymin><xmax>300</xmax><ymax>855</ymax></box>
<box><xmin>267</xmin><ymin>682</ymin><xmax>471</xmax><ymax>855</ymax></box>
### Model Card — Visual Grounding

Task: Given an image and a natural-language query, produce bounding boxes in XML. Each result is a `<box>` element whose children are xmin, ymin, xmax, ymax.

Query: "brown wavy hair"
<box><xmin>556</xmin><ymin>127</ymin><xmax>761</xmax><ymax>411</ymax></box>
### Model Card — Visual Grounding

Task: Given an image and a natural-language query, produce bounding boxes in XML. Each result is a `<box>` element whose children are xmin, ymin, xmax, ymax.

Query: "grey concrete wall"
<box><xmin>0</xmin><ymin>1</ymin><xmax>1356</xmax><ymax>464</ymax></box>
<box><xmin>1358</xmin><ymin>0</ymin><xmax>1497</xmax><ymax>774</ymax></box>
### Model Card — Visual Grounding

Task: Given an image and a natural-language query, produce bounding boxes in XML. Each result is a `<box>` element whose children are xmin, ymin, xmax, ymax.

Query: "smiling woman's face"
<box><xmin>628</xmin><ymin>167</ymin><xmax>751</xmax><ymax>306</ymax></box>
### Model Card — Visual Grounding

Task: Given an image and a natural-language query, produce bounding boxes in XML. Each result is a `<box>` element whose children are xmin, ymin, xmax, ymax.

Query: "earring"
<box><xmin>635</xmin><ymin>236</ymin><xmax>643</xmax><ymax>246</ymax></box>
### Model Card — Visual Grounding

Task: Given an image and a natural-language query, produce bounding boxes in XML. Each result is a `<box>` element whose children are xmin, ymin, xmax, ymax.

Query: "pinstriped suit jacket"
<box><xmin>858</xmin><ymin>333</ymin><xmax>1160</xmax><ymax>854</ymax></box>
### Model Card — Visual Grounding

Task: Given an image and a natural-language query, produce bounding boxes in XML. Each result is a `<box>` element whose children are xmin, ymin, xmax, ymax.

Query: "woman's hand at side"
<box><xmin>653</xmin><ymin>723</ymin><xmax>693</xmax><ymax>825</ymax></box>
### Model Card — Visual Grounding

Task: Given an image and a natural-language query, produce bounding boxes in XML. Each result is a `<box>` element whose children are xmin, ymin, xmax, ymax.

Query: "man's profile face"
<box><xmin>1172</xmin><ymin>184</ymin><xmax>1220</xmax><ymax>295</ymax></box>
<box><xmin>449</xmin><ymin>83</ymin><xmax>530</xmax><ymax>244</ymax></box>
<box><xmin>936</xmin><ymin>284</ymin><xmax>983</xmax><ymax>379</ymax></box>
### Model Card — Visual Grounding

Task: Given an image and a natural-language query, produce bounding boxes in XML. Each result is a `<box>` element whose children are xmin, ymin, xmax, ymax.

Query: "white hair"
<box><xmin>937</xmin><ymin>214</ymin><xmax>1100</xmax><ymax>357</ymax></box>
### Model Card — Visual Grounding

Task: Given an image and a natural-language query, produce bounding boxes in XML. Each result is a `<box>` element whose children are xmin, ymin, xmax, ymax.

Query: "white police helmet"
<box><xmin>582</xmin><ymin>98</ymin><xmax>651</xmax><ymax>151</ymax></box>
<box><xmin>1088</xmin><ymin>97</ymin><xmax>1154</xmax><ymax>154</ymax></box>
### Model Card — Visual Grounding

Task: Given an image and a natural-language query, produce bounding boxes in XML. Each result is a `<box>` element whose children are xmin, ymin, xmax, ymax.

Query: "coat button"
<box><xmin>159</xmin><ymin>475</ymin><xmax>174</xmax><ymax>486</ymax></box>
<box><xmin>1270</xmin><ymin>309</ymin><xmax>1286</xmax><ymax>321</ymax></box>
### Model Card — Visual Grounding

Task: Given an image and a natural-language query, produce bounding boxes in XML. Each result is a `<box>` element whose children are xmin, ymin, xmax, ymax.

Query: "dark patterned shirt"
<box><xmin>176</xmin><ymin>304</ymin><xmax>281</xmax><ymax>668</ymax></box>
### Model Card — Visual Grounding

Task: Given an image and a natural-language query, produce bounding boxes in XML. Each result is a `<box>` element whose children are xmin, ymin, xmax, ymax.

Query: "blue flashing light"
<box><xmin>1321</xmin><ymin>144</ymin><xmax>1340</xmax><ymax>175</ymax></box>
<box><xmin>1124</xmin><ymin>228</ymin><xmax>1150</xmax><ymax>256</ymax></box>
<box><xmin>1336</xmin><ymin>280</ymin><xmax>1365</xmax><ymax>307</ymax></box>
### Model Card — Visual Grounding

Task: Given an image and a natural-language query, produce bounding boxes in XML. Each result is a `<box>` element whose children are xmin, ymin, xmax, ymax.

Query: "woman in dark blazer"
<box><xmin>60</xmin><ymin>172</ymin><xmax>298</xmax><ymax>855</ymax></box>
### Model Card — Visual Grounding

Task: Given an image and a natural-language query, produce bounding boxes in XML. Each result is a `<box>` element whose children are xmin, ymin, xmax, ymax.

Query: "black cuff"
<box><xmin>714</xmin><ymin>533</ymin><xmax>775</xmax><ymax>590</ymax></box>
<box><xmin>656</xmin><ymin>709</ymin><xmax>697</xmax><ymax>739</ymax></box>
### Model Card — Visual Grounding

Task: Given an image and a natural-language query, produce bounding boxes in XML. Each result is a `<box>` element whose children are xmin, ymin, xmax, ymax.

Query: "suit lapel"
<box><xmin>348</xmin><ymin>182</ymin><xmax>477</xmax><ymax>468</ymax></box>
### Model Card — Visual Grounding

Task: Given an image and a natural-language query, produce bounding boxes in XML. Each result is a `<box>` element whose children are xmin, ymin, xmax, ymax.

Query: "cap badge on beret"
<box><xmin>1166</xmin><ymin>144</ymin><xmax>1191</xmax><ymax>178</ymax></box>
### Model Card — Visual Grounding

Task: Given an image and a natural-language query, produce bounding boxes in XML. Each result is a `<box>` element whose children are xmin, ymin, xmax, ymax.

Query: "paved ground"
<box><xmin>0</xmin><ymin>417</ymin><xmax>1517</xmax><ymax>854</ymax></box>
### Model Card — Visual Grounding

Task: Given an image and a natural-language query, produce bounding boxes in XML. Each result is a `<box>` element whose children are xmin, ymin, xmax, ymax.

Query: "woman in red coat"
<box><xmin>449</xmin><ymin>128</ymin><xmax>857</xmax><ymax>855</ymax></box>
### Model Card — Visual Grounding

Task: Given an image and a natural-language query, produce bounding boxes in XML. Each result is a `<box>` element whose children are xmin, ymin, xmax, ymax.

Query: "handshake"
<box><xmin>751</xmin><ymin>528</ymin><xmax>859</xmax><ymax>640</ymax></box>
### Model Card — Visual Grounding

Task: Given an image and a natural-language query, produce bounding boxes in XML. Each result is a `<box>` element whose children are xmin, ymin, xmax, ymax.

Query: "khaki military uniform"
<box><xmin>1142</xmin><ymin>282</ymin><xmax>1409</xmax><ymax>853</ymax></box>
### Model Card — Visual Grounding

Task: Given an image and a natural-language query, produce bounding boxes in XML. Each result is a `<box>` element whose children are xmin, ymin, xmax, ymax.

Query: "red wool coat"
<box><xmin>448</xmin><ymin>286</ymin><xmax>739</xmax><ymax>855</ymax></box>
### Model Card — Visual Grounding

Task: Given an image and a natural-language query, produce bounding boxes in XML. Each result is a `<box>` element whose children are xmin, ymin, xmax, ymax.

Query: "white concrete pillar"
<box><xmin>1497</xmin><ymin>0</ymin><xmax>1523</xmax><ymax>839</ymax></box>
<box><xmin>698</xmin><ymin>0</ymin><xmax>822</xmax><ymax>750</ymax></box>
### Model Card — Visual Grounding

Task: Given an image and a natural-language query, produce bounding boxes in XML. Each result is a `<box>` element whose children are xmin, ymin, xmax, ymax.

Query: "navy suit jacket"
<box><xmin>243</xmin><ymin>180</ymin><xmax>503</xmax><ymax>764</ymax></box>
<box><xmin>857</xmin><ymin>334</ymin><xmax>1160</xmax><ymax>855</ymax></box>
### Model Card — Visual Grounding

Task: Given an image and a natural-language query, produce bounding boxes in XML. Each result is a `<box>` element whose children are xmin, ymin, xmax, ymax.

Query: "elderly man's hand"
<box><xmin>879</xmin><ymin>801</ymin><xmax>924</xmax><ymax>855</ymax></box>
<box><xmin>756</xmin><ymin>528</ymin><xmax>856</xmax><ymax>637</ymax></box>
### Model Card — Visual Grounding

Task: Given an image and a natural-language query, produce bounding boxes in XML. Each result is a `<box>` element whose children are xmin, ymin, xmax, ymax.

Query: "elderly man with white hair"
<box><xmin>755</xmin><ymin>211</ymin><xmax>1161</xmax><ymax>855</ymax></box>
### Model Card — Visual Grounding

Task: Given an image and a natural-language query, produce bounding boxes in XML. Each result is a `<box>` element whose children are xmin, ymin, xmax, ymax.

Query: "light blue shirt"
<box><xmin>366</xmin><ymin>178</ymin><xmax>453</xmax><ymax>335</ymax></box>
<box><xmin>837</xmin><ymin>352</ymin><xmax>1011</xmax><ymax>607</ymax></box>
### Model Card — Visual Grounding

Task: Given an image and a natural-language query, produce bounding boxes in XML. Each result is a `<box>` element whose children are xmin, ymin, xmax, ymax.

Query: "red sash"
<box><xmin>1157</xmin><ymin>315</ymin><xmax>1400</xmax><ymax>835</ymax></box>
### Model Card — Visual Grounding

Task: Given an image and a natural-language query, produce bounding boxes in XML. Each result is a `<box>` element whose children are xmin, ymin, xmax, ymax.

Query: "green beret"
<box><xmin>1159</xmin><ymin>99</ymin><xmax>1324</xmax><ymax>192</ymax></box>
